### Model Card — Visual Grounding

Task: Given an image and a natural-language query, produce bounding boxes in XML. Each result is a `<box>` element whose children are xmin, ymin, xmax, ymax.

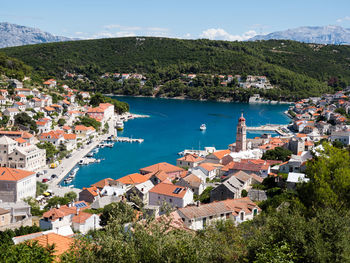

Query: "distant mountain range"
<box><xmin>0</xmin><ymin>22</ymin><xmax>74</xmax><ymax>48</ymax></box>
<box><xmin>250</xmin><ymin>25</ymin><xmax>350</xmax><ymax>45</ymax></box>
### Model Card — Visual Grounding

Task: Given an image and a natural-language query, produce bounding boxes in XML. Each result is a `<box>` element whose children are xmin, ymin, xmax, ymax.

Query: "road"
<box><xmin>37</xmin><ymin>117</ymin><xmax>116</xmax><ymax>190</ymax></box>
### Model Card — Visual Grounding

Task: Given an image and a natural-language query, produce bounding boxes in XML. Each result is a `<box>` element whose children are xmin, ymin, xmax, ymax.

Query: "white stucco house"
<box><xmin>148</xmin><ymin>181</ymin><xmax>193</xmax><ymax>209</ymax></box>
<box><xmin>176</xmin><ymin>197</ymin><xmax>260</xmax><ymax>230</ymax></box>
<box><xmin>0</xmin><ymin>167</ymin><xmax>36</xmax><ymax>203</ymax></box>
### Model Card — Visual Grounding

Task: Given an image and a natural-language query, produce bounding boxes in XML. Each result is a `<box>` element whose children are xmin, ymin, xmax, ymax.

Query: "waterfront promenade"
<box><xmin>246</xmin><ymin>124</ymin><xmax>292</xmax><ymax>136</ymax></box>
<box><xmin>40</xmin><ymin>117</ymin><xmax>116</xmax><ymax>189</ymax></box>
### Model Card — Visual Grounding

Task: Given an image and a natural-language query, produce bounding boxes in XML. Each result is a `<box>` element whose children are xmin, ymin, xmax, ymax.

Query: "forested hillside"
<box><xmin>2</xmin><ymin>37</ymin><xmax>350</xmax><ymax>100</ymax></box>
<box><xmin>0</xmin><ymin>52</ymin><xmax>32</xmax><ymax>80</ymax></box>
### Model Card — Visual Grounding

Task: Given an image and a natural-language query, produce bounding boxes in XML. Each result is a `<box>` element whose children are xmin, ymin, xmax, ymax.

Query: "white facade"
<box><xmin>330</xmin><ymin>130</ymin><xmax>350</xmax><ymax>145</ymax></box>
<box><xmin>0</xmin><ymin>172</ymin><xmax>36</xmax><ymax>203</ymax></box>
<box><xmin>0</xmin><ymin>136</ymin><xmax>46</xmax><ymax>171</ymax></box>
<box><xmin>16</xmin><ymin>173</ymin><xmax>36</xmax><ymax>202</ymax></box>
<box><xmin>148</xmin><ymin>189</ymin><xmax>193</xmax><ymax>208</ymax></box>
<box><xmin>72</xmin><ymin>214</ymin><xmax>101</xmax><ymax>234</ymax></box>
<box><xmin>177</xmin><ymin>198</ymin><xmax>259</xmax><ymax>231</ymax></box>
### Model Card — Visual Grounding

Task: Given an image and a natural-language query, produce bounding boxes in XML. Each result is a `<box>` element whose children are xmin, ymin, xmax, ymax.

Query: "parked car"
<box><xmin>66</xmin><ymin>154</ymin><xmax>72</xmax><ymax>158</ymax></box>
<box><xmin>42</xmin><ymin>178</ymin><xmax>49</xmax><ymax>183</ymax></box>
<box><xmin>51</xmin><ymin>174</ymin><xmax>58</xmax><ymax>179</ymax></box>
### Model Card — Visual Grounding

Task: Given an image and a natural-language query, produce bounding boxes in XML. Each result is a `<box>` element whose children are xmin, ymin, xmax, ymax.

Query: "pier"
<box><xmin>246</xmin><ymin>124</ymin><xmax>291</xmax><ymax>136</ymax></box>
<box><xmin>116</xmin><ymin>136</ymin><xmax>144</xmax><ymax>143</ymax></box>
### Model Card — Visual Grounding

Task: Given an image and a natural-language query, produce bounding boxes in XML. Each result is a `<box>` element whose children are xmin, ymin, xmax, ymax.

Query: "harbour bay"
<box><xmin>68</xmin><ymin>97</ymin><xmax>291</xmax><ymax>189</ymax></box>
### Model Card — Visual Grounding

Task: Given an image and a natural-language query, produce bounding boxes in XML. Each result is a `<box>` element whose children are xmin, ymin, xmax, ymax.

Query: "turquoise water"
<box><xmin>64</xmin><ymin>97</ymin><xmax>291</xmax><ymax>189</ymax></box>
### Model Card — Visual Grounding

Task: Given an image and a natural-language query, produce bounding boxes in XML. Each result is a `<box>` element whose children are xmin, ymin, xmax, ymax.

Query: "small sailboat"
<box><xmin>200</xmin><ymin>124</ymin><xmax>206</xmax><ymax>131</ymax></box>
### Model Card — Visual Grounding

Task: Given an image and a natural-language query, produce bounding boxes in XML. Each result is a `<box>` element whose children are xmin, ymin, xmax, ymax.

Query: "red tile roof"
<box><xmin>63</xmin><ymin>133</ymin><xmax>77</xmax><ymax>140</ymax></box>
<box><xmin>0</xmin><ymin>167</ymin><xmax>34</xmax><ymax>181</ymax></box>
<box><xmin>198</xmin><ymin>163</ymin><xmax>216</xmax><ymax>172</ymax></box>
<box><xmin>178</xmin><ymin>197</ymin><xmax>260</xmax><ymax>219</ymax></box>
<box><xmin>82</xmin><ymin>186</ymin><xmax>99</xmax><ymax>197</ymax></box>
<box><xmin>74</xmin><ymin>125</ymin><xmax>95</xmax><ymax>131</ymax></box>
<box><xmin>71</xmin><ymin>212</ymin><xmax>93</xmax><ymax>224</ymax></box>
<box><xmin>210</xmin><ymin>149</ymin><xmax>231</xmax><ymax>160</ymax></box>
<box><xmin>177</xmin><ymin>154</ymin><xmax>204</xmax><ymax>163</ymax></box>
<box><xmin>149</xmin><ymin>181</ymin><xmax>188</xmax><ymax>198</ymax></box>
<box><xmin>31</xmin><ymin>233</ymin><xmax>73</xmax><ymax>256</ymax></box>
<box><xmin>15</xmin><ymin>137</ymin><xmax>27</xmax><ymax>144</ymax></box>
<box><xmin>140</xmin><ymin>162</ymin><xmax>184</xmax><ymax>174</ymax></box>
<box><xmin>117</xmin><ymin>173</ymin><xmax>150</xmax><ymax>184</ymax></box>
<box><xmin>91</xmin><ymin>178</ymin><xmax>115</xmax><ymax>189</ymax></box>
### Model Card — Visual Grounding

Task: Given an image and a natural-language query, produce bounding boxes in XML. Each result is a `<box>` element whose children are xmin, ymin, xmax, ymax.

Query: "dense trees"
<box><xmin>0</xmin><ymin>52</ymin><xmax>31</xmax><ymax>80</ymax></box>
<box><xmin>75</xmin><ymin>116</ymin><xmax>101</xmax><ymax>131</ymax></box>
<box><xmin>37</xmin><ymin>141</ymin><xmax>58</xmax><ymax>161</ymax></box>
<box><xmin>262</xmin><ymin>147</ymin><xmax>292</xmax><ymax>162</ymax></box>
<box><xmin>57</xmin><ymin>144</ymin><xmax>350</xmax><ymax>262</ymax></box>
<box><xmin>0</xmin><ymin>225</ymin><xmax>53</xmax><ymax>263</ymax></box>
<box><xmin>99</xmin><ymin>201</ymin><xmax>135</xmax><ymax>226</ymax></box>
<box><xmin>89</xmin><ymin>93</ymin><xmax>129</xmax><ymax>114</ymax></box>
<box><xmin>14</xmin><ymin>112</ymin><xmax>38</xmax><ymax>133</ymax></box>
<box><xmin>298</xmin><ymin>143</ymin><xmax>350</xmax><ymax>211</ymax></box>
<box><xmin>3</xmin><ymin>38</ymin><xmax>349</xmax><ymax>100</ymax></box>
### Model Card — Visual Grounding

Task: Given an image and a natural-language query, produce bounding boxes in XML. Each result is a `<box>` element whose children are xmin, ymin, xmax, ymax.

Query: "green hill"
<box><xmin>2</xmin><ymin>37</ymin><xmax>350</xmax><ymax>100</ymax></box>
<box><xmin>0</xmin><ymin>52</ymin><xmax>32</xmax><ymax>80</ymax></box>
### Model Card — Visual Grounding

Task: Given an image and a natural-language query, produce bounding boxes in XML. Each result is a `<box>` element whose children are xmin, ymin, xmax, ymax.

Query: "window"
<box><xmin>169</xmin><ymin>198</ymin><xmax>172</xmax><ymax>203</ymax></box>
<box><xmin>253</xmin><ymin>209</ymin><xmax>258</xmax><ymax>216</ymax></box>
<box><xmin>209</xmin><ymin>216</ymin><xmax>213</xmax><ymax>219</ymax></box>
<box><xmin>220</xmin><ymin>214</ymin><xmax>224</xmax><ymax>218</ymax></box>
<box><xmin>1</xmin><ymin>216</ymin><xmax>4</xmax><ymax>221</ymax></box>
<box><xmin>203</xmin><ymin>217</ymin><xmax>207</xmax><ymax>227</ymax></box>
<box><xmin>240</xmin><ymin>212</ymin><xmax>244</xmax><ymax>221</ymax></box>
<box><xmin>226</xmin><ymin>213</ymin><xmax>230</xmax><ymax>219</ymax></box>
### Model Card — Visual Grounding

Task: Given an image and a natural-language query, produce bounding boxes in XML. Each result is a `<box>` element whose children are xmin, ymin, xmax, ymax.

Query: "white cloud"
<box><xmin>93</xmin><ymin>31</ymin><xmax>136</xmax><ymax>38</ymax></box>
<box><xmin>104</xmin><ymin>24</ymin><xmax>142</xmax><ymax>31</ymax></box>
<box><xmin>200</xmin><ymin>28</ymin><xmax>257</xmax><ymax>41</ymax></box>
<box><xmin>146</xmin><ymin>27</ymin><xmax>169</xmax><ymax>32</ymax></box>
<box><xmin>336</xmin><ymin>16</ymin><xmax>350</xmax><ymax>23</ymax></box>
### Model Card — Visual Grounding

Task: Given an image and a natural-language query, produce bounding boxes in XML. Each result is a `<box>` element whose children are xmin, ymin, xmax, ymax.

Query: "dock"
<box><xmin>246</xmin><ymin>124</ymin><xmax>292</xmax><ymax>136</ymax></box>
<box><xmin>116</xmin><ymin>137</ymin><xmax>144</xmax><ymax>143</ymax></box>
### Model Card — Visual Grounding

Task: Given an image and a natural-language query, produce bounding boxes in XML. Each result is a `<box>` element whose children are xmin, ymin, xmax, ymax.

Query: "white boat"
<box><xmin>116</xmin><ymin>120</ymin><xmax>124</xmax><ymax>131</ymax></box>
<box><xmin>64</xmin><ymin>178</ymin><xmax>73</xmax><ymax>183</ymax></box>
<box><xmin>200</xmin><ymin>124</ymin><xmax>206</xmax><ymax>131</ymax></box>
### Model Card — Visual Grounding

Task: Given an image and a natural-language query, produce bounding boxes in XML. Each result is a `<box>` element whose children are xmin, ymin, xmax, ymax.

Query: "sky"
<box><xmin>2</xmin><ymin>0</ymin><xmax>350</xmax><ymax>40</ymax></box>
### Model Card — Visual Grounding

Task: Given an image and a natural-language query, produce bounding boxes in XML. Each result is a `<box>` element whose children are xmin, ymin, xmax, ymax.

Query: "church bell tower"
<box><xmin>235</xmin><ymin>112</ymin><xmax>247</xmax><ymax>152</ymax></box>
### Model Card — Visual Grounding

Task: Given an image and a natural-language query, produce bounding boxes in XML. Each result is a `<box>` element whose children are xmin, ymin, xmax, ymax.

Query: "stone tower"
<box><xmin>235</xmin><ymin>112</ymin><xmax>247</xmax><ymax>152</ymax></box>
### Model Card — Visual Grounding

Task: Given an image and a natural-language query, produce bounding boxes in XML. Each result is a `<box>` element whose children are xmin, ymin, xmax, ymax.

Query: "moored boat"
<box><xmin>116</xmin><ymin>120</ymin><xmax>124</xmax><ymax>131</ymax></box>
<box><xmin>200</xmin><ymin>124</ymin><xmax>206</xmax><ymax>131</ymax></box>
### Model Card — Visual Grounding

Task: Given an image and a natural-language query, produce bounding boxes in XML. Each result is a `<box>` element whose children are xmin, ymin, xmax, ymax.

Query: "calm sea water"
<box><xmin>64</xmin><ymin>97</ymin><xmax>291</xmax><ymax>188</ymax></box>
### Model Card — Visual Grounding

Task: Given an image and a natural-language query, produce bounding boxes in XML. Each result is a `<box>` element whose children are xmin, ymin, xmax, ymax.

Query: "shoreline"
<box><xmin>41</xmin><ymin>112</ymin><xmax>149</xmax><ymax>190</ymax></box>
<box><xmin>106</xmin><ymin>94</ymin><xmax>294</xmax><ymax>104</ymax></box>
<box><xmin>42</xmin><ymin>117</ymin><xmax>117</xmax><ymax>189</ymax></box>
